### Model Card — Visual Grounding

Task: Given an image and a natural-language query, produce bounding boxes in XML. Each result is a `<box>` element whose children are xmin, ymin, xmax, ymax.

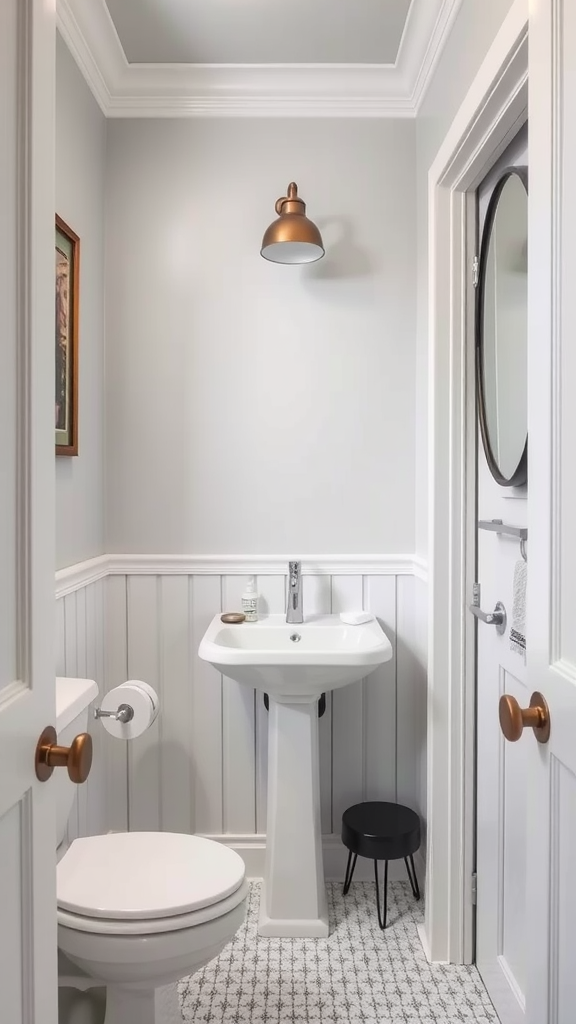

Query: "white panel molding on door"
<box><xmin>0</xmin><ymin>0</ymin><xmax>57</xmax><ymax>1020</ymax></box>
<box><xmin>547</xmin><ymin>756</ymin><xmax>576</xmax><ymax>1024</ymax></box>
<box><xmin>477</xmin><ymin>661</ymin><xmax>528</xmax><ymax>1024</ymax></box>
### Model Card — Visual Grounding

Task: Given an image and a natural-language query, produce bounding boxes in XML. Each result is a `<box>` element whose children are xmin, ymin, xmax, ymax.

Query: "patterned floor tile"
<box><xmin>178</xmin><ymin>882</ymin><xmax>498</xmax><ymax>1023</ymax></box>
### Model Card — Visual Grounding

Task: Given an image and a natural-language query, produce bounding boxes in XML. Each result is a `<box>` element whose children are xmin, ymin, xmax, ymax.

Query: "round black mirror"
<box><xmin>476</xmin><ymin>168</ymin><xmax>528</xmax><ymax>487</ymax></box>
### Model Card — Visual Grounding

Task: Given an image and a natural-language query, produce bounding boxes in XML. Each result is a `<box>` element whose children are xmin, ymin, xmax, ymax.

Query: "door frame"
<box><xmin>425</xmin><ymin>0</ymin><xmax>528</xmax><ymax>963</ymax></box>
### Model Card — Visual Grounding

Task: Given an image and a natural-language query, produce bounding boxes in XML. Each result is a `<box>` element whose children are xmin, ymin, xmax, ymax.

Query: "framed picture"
<box><xmin>55</xmin><ymin>215</ymin><xmax>79</xmax><ymax>456</ymax></box>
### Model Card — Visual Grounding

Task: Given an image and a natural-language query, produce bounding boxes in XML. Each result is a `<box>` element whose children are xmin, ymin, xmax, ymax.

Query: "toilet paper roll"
<box><xmin>98</xmin><ymin>681</ymin><xmax>159</xmax><ymax>740</ymax></box>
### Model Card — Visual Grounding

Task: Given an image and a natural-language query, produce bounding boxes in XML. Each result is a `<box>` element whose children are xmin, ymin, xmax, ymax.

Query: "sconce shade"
<box><xmin>261</xmin><ymin>182</ymin><xmax>325</xmax><ymax>264</ymax></box>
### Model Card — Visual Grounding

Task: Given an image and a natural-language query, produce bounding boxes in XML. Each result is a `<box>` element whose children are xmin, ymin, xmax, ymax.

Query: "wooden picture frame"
<box><xmin>55</xmin><ymin>214</ymin><xmax>79</xmax><ymax>456</ymax></box>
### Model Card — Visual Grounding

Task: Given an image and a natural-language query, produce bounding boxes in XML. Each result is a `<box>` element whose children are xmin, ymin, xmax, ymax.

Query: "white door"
<box><xmin>526</xmin><ymin>1</ymin><xmax>576</xmax><ymax>1021</ymax></box>
<box><xmin>0</xmin><ymin>1</ymin><xmax>57</xmax><ymax>1022</ymax></box>
<box><xmin>471</xmin><ymin>132</ymin><xmax>528</xmax><ymax>1019</ymax></box>
<box><xmin>475</xmin><ymin>497</ymin><xmax>529</xmax><ymax>1023</ymax></box>
<box><xmin>475</xmin><ymin>484</ymin><xmax>529</xmax><ymax>1024</ymax></box>
<box><xmin>475</xmin><ymin>130</ymin><xmax>529</xmax><ymax>1024</ymax></box>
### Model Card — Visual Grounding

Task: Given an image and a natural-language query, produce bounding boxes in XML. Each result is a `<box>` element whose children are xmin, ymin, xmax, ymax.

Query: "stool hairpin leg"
<box><xmin>404</xmin><ymin>855</ymin><xmax>420</xmax><ymax>901</ymax></box>
<box><xmin>342</xmin><ymin>851</ymin><xmax>357</xmax><ymax>895</ymax></box>
<box><xmin>374</xmin><ymin>860</ymin><xmax>389</xmax><ymax>930</ymax></box>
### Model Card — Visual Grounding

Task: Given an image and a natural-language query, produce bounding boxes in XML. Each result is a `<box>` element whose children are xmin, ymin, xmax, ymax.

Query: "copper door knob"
<box><xmin>35</xmin><ymin>726</ymin><xmax>93</xmax><ymax>783</ymax></box>
<box><xmin>498</xmin><ymin>691</ymin><xmax>550</xmax><ymax>744</ymax></box>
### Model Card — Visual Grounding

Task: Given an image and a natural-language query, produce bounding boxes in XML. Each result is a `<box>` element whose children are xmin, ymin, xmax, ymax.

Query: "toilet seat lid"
<box><xmin>57</xmin><ymin>832</ymin><xmax>245</xmax><ymax>920</ymax></box>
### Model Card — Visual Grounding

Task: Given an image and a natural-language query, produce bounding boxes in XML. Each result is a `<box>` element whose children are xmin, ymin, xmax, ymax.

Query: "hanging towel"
<box><xmin>510</xmin><ymin>559</ymin><xmax>527</xmax><ymax>657</ymax></box>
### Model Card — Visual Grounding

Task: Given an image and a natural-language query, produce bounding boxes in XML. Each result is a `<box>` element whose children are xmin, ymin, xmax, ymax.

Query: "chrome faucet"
<box><xmin>286</xmin><ymin>560</ymin><xmax>303</xmax><ymax>624</ymax></box>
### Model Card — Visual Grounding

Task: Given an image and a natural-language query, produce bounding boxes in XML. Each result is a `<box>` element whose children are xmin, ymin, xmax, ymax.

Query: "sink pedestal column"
<box><xmin>259</xmin><ymin>695</ymin><xmax>329</xmax><ymax>938</ymax></box>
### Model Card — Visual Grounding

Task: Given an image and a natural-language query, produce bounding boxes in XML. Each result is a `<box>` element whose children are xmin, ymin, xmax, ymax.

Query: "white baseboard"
<box><xmin>417</xmin><ymin>922</ymin><xmax>448</xmax><ymax>964</ymax></box>
<box><xmin>199</xmin><ymin>834</ymin><xmax>267</xmax><ymax>880</ymax></box>
<box><xmin>200</xmin><ymin>832</ymin><xmax>426</xmax><ymax>887</ymax></box>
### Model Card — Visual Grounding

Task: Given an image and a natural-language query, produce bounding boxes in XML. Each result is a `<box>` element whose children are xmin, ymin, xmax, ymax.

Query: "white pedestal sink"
<box><xmin>199</xmin><ymin>614</ymin><xmax>392</xmax><ymax>937</ymax></box>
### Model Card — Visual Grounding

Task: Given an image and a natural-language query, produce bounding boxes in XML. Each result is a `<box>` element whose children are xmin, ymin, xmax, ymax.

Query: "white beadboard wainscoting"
<box><xmin>55</xmin><ymin>576</ymin><xmax>109</xmax><ymax>845</ymax></box>
<box><xmin>55</xmin><ymin>556</ymin><xmax>428</xmax><ymax>880</ymax></box>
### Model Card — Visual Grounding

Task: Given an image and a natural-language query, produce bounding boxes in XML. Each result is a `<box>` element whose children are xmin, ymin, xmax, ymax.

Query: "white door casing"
<box><xmin>426</xmin><ymin>0</ymin><xmax>528</xmax><ymax>963</ymax></box>
<box><xmin>0</xmin><ymin>1</ymin><xmax>56</xmax><ymax>1022</ymax></box>
<box><xmin>526</xmin><ymin>0</ymin><xmax>576</xmax><ymax>1020</ymax></box>
<box><xmin>428</xmin><ymin>4</ymin><xmax>576</xmax><ymax>1021</ymax></box>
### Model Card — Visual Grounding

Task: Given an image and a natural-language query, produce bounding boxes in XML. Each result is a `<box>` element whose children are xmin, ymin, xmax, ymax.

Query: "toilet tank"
<box><xmin>55</xmin><ymin>677</ymin><xmax>99</xmax><ymax>848</ymax></box>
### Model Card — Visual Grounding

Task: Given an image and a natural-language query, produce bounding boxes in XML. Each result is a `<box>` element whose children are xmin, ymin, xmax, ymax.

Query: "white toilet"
<box><xmin>55</xmin><ymin>677</ymin><xmax>249</xmax><ymax>1024</ymax></box>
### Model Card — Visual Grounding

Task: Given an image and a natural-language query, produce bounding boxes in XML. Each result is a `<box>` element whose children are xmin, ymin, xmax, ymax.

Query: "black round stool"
<box><xmin>341</xmin><ymin>801</ymin><xmax>421</xmax><ymax>929</ymax></box>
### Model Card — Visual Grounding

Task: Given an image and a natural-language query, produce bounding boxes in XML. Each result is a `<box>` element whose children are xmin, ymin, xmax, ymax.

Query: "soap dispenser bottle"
<box><xmin>241</xmin><ymin>576</ymin><xmax>258</xmax><ymax>622</ymax></box>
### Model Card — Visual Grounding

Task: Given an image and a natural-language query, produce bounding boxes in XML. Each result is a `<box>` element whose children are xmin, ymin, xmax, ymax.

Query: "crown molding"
<box><xmin>399</xmin><ymin>0</ymin><xmax>463</xmax><ymax>111</ymax></box>
<box><xmin>55</xmin><ymin>553</ymin><xmax>428</xmax><ymax>598</ymax></box>
<box><xmin>106</xmin><ymin>64</ymin><xmax>412</xmax><ymax>119</ymax></box>
<box><xmin>56</xmin><ymin>0</ymin><xmax>122</xmax><ymax>115</ymax></box>
<box><xmin>56</xmin><ymin>0</ymin><xmax>462</xmax><ymax>118</ymax></box>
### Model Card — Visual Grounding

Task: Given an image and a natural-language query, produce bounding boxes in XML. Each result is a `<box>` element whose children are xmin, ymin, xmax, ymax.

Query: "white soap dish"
<box><xmin>339</xmin><ymin>611</ymin><xmax>375</xmax><ymax>626</ymax></box>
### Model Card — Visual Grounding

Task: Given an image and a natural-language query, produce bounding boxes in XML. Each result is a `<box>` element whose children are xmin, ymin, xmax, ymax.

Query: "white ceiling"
<box><xmin>104</xmin><ymin>0</ymin><xmax>413</xmax><ymax>66</ymax></box>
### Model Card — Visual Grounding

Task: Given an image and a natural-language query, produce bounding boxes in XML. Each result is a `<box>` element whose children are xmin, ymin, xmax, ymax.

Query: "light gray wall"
<box><xmin>55</xmin><ymin>35</ymin><xmax>106</xmax><ymax>569</ymax></box>
<box><xmin>414</xmin><ymin>0</ymin><xmax>517</xmax><ymax>557</ymax></box>
<box><xmin>105</xmin><ymin>119</ymin><xmax>417</xmax><ymax>555</ymax></box>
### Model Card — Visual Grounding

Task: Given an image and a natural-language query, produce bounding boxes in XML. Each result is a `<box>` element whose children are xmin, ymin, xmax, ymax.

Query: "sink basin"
<box><xmin>198</xmin><ymin>613</ymin><xmax>392</xmax><ymax>697</ymax></box>
<box><xmin>198</xmin><ymin>612</ymin><xmax>393</xmax><ymax>938</ymax></box>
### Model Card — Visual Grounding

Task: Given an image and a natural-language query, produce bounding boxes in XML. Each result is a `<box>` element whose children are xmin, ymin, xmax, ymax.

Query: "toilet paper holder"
<box><xmin>94</xmin><ymin>681</ymin><xmax>159</xmax><ymax>739</ymax></box>
<box><xmin>94</xmin><ymin>702</ymin><xmax>134</xmax><ymax>724</ymax></box>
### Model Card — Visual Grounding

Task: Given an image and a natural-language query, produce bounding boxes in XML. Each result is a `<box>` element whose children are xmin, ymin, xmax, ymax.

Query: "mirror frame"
<box><xmin>476</xmin><ymin>166</ymin><xmax>528</xmax><ymax>487</ymax></box>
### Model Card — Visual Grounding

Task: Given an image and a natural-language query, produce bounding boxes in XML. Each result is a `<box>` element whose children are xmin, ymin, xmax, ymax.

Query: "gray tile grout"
<box><xmin>178</xmin><ymin>881</ymin><xmax>498</xmax><ymax>1024</ymax></box>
